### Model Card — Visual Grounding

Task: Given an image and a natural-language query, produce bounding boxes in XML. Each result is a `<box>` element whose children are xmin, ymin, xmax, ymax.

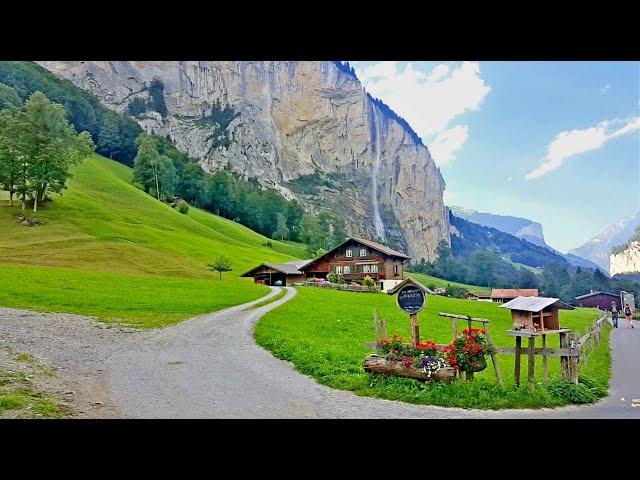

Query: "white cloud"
<box><xmin>429</xmin><ymin>125</ymin><xmax>469</xmax><ymax>166</ymax></box>
<box><xmin>354</xmin><ymin>61</ymin><xmax>490</xmax><ymax>165</ymax></box>
<box><xmin>507</xmin><ymin>176</ymin><xmax>513</xmax><ymax>182</ymax></box>
<box><xmin>525</xmin><ymin>117</ymin><xmax>640</xmax><ymax>180</ymax></box>
<box><xmin>601</xmin><ymin>84</ymin><xmax>611</xmax><ymax>95</ymax></box>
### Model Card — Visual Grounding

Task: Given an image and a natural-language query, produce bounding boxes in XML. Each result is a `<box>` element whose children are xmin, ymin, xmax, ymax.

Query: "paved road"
<box><xmin>107</xmin><ymin>288</ymin><xmax>640</xmax><ymax>418</ymax></box>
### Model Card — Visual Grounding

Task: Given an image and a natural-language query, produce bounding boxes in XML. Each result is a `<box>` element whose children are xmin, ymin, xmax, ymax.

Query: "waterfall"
<box><xmin>371</xmin><ymin>107</ymin><xmax>386</xmax><ymax>241</ymax></box>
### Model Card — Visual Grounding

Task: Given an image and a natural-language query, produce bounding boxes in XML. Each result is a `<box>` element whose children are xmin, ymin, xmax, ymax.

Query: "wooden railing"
<box><xmin>303</xmin><ymin>281</ymin><xmax>380</xmax><ymax>293</ymax></box>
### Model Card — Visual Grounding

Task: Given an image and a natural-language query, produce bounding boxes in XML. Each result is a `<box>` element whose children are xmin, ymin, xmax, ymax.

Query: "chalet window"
<box><xmin>394</xmin><ymin>264</ymin><xmax>399</xmax><ymax>275</ymax></box>
<box><xmin>359</xmin><ymin>248</ymin><xmax>367</xmax><ymax>257</ymax></box>
<box><xmin>343</xmin><ymin>265</ymin><xmax>351</xmax><ymax>274</ymax></box>
<box><xmin>371</xmin><ymin>264</ymin><xmax>378</xmax><ymax>273</ymax></box>
<box><xmin>361</xmin><ymin>264</ymin><xmax>371</xmax><ymax>273</ymax></box>
<box><xmin>345</xmin><ymin>249</ymin><xmax>352</xmax><ymax>258</ymax></box>
<box><xmin>335</xmin><ymin>265</ymin><xmax>342</xmax><ymax>274</ymax></box>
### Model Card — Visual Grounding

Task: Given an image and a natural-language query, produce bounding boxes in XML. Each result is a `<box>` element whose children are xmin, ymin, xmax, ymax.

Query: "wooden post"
<box><xmin>410</xmin><ymin>313</ymin><xmax>420</xmax><ymax>344</ymax></box>
<box><xmin>514</xmin><ymin>336</ymin><xmax>522</xmax><ymax>386</ymax></box>
<box><xmin>570</xmin><ymin>332</ymin><xmax>579</xmax><ymax>385</ymax></box>
<box><xmin>381</xmin><ymin>317</ymin><xmax>387</xmax><ymax>340</ymax></box>
<box><xmin>559</xmin><ymin>331</ymin><xmax>569</xmax><ymax>381</ymax></box>
<box><xmin>483</xmin><ymin>324</ymin><xmax>503</xmax><ymax>386</ymax></box>
<box><xmin>373</xmin><ymin>309</ymin><xmax>380</xmax><ymax>340</ymax></box>
<box><xmin>465</xmin><ymin>370</ymin><xmax>474</xmax><ymax>381</ymax></box>
<box><xmin>451</xmin><ymin>318</ymin><xmax>457</xmax><ymax>342</ymax></box>
<box><xmin>542</xmin><ymin>334</ymin><xmax>549</xmax><ymax>381</ymax></box>
<box><xmin>528</xmin><ymin>336</ymin><xmax>536</xmax><ymax>389</ymax></box>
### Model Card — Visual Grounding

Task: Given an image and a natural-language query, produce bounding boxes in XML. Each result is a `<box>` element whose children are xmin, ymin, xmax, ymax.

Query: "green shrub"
<box><xmin>545</xmin><ymin>378</ymin><xmax>605</xmax><ymax>404</ymax></box>
<box><xmin>336</xmin><ymin>273</ymin><xmax>345</xmax><ymax>284</ymax></box>
<box><xmin>176</xmin><ymin>199</ymin><xmax>189</xmax><ymax>214</ymax></box>
<box><xmin>262</xmin><ymin>240</ymin><xmax>273</xmax><ymax>248</ymax></box>
<box><xmin>327</xmin><ymin>272</ymin><xmax>338</xmax><ymax>283</ymax></box>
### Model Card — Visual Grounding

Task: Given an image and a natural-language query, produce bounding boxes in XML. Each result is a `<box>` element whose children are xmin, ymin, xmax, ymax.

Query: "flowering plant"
<box><xmin>361</xmin><ymin>275</ymin><xmax>375</xmax><ymax>287</ymax></box>
<box><xmin>443</xmin><ymin>328</ymin><xmax>493</xmax><ymax>372</ymax></box>
<box><xmin>415</xmin><ymin>356</ymin><xmax>448</xmax><ymax>377</ymax></box>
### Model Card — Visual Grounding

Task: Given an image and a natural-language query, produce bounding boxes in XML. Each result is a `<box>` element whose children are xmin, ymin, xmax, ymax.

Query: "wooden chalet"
<box><xmin>575</xmin><ymin>291</ymin><xmax>621</xmax><ymax>310</ymax></box>
<box><xmin>241</xmin><ymin>261</ymin><xmax>308</xmax><ymax>287</ymax></box>
<box><xmin>490</xmin><ymin>288</ymin><xmax>538</xmax><ymax>303</ymax></box>
<box><xmin>501</xmin><ymin>296</ymin><xmax>574</xmax><ymax>332</ymax></box>
<box><xmin>300</xmin><ymin>236</ymin><xmax>410</xmax><ymax>285</ymax></box>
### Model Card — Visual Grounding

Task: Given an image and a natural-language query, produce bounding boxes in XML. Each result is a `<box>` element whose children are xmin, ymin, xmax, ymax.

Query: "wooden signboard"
<box><xmin>387</xmin><ymin>278</ymin><xmax>429</xmax><ymax>344</ymax></box>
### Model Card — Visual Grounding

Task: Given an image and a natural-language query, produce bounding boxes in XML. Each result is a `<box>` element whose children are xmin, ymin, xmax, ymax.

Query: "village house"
<box><xmin>575</xmin><ymin>291</ymin><xmax>621</xmax><ymax>310</ymax></box>
<box><xmin>242</xmin><ymin>236</ymin><xmax>411</xmax><ymax>290</ymax></box>
<box><xmin>490</xmin><ymin>288</ymin><xmax>539</xmax><ymax>303</ymax></box>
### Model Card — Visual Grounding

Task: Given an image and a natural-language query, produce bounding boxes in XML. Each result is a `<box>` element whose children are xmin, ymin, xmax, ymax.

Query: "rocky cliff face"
<box><xmin>610</xmin><ymin>241</ymin><xmax>640</xmax><ymax>277</ymax></box>
<box><xmin>38</xmin><ymin>61</ymin><xmax>449</xmax><ymax>262</ymax></box>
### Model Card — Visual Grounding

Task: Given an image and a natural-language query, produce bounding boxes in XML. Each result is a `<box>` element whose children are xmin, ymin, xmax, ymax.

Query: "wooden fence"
<box><xmin>366</xmin><ymin>310</ymin><xmax>609</xmax><ymax>387</ymax></box>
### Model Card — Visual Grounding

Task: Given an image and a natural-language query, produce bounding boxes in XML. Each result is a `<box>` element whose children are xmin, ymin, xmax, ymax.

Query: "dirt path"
<box><xmin>2</xmin><ymin>290</ymin><xmax>637</xmax><ymax>418</ymax></box>
<box><xmin>106</xmin><ymin>288</ymin><xmax>640</xmax><ymax>418</ymax></box>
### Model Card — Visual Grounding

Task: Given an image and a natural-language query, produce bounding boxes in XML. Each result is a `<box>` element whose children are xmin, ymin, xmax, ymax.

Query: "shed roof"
<box><xmin>490</xmin><ymin>288</ymin><xmax>539</xmax><ymax>299</ymax></box>
<box><xmin>386</xmin><ymin>277</ymin><xmax>434</xmax><ymax>295</ymax></box>
<box><xmin>500</xmin><ymin>296</ymin><xmax>574</xmax><ymax>312</ymax></box>
<box><xmin>241</xmin><ymin>262</ymin><xmax>304</xmax><ymax>277</ymax></box>
<box><xmin>575</xmin><ymin>291</ymin><xmax>619</xmax><ymax>300</ymax></box>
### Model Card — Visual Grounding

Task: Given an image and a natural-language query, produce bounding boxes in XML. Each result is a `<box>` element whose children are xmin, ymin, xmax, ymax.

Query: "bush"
<box><xmin>336</xmin><ymin>273</ymin><xmax>345</xmax><ymax>284</ymax></box>
<box><xmin>361</xmin><ymin>275</ymin><xmax>375</xmax><ymax>287</ymax></box>
<box><xmin>545</xmin><ymin>378</ymin><xmax>605</xmax><ymax>404</ymax></box>
<box><xmin>327</xmin><ymin>272</ymin><xmax>338</xmax><ymax>283</ymax></box>
<box><xmin>176</xmin><ymin>199</ymin><xmax>189</xmax><ymax>214</ymax></box>
<box><xmin>262</xmin><ymin>240</ymin><xmax>273</xmax><ymax>248</ymax></box>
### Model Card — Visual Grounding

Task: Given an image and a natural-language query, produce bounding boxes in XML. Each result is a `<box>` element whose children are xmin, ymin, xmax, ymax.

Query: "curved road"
<box><xmin>107</xmin><ymin>287</ymin><xmax>640</xmax><ymax>418</ymax></box>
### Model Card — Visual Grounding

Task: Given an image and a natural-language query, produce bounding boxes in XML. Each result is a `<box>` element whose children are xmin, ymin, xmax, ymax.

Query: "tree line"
<box><xmin>410</xmin><ymin>241</ymin><xmax>640</xmax><ymax>306</ymax></box>
<box><xmin>0</xmin><ymin>91</ymin><xmax>94</xmax><ymax>212</ymax></box>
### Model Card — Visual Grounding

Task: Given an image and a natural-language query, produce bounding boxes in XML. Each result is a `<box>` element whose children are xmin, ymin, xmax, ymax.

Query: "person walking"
<box><xmin>611</xmin><ymin>302</ymin><xmax>619</xmax><ymax>328</ymax></box>
<box><xmin>624</xmin><ymin>304</ymin><xmax>634</xmax><ymax>328</ymax></box>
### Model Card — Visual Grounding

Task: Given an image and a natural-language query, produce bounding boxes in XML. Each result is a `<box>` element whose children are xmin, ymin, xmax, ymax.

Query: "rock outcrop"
<box><xmin>610</xmin><ymin>241</ymin><xmax>640</xmax><ymax>277</ymax></box>
<box><xmin>37</xmin><ymin>61</ymin><xmax>449</xmax><ymax>262</ymax></box>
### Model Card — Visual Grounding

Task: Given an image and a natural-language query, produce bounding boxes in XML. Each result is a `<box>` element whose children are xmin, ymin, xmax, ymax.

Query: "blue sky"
<box><xmin>350</xmin><ymin>61</ymin><xmax>639</xmax><ymax>253</ymax></box>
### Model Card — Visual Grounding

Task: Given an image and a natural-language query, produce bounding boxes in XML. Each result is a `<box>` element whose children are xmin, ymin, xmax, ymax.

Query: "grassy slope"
<box><xmin>0</xmin><ymin>155</ymin><xmax>308</xmax><ymax>327</ymax></box>
<box><xmin>406</xmin><ymin>271</ymin><xmax>491</xmax><ymax>296</ymax></box>
<box><xmin>255</xmin><ymin>287</ymin><xmax>609</xmax><ymax>409</ymax></box>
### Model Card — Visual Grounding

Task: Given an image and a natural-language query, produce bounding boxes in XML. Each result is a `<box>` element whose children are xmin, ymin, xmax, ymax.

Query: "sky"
<box><xmin>349</xmin><ymin>61</ymin><xmax>640</xmax><ymax>253</ymax></box>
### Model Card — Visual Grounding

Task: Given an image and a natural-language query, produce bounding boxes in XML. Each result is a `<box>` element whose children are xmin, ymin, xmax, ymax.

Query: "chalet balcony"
<box><xmin>341</xmin><ymin>272</ymin><xmax>382</xmax><ymax>281</ymax></box>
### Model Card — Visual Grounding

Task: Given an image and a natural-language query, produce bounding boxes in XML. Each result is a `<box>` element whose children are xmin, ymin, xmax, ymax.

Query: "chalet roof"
<box><xmin>490</xmin><ymin>288</ymin><xmax>539</xmax><ymax>299</ymax></box>
<box><xmin>241</xmin><ymin>262</ymin><xmax>304</xmax><ymax>277</ymax></box>
<box><xmin>347</xmin><ymin>236</ymin><xmax>411</xmax><ymax>260</ymax></box>
<box><xmin>299</xmin><ymin>236</ymin><xmax>410</xmax><ymax>272</ymax></box>
<box><xmin>386</xmin><ymin>277</ymin><xmax>434</xmax><ymax>295</ymax></box>
<box><xmin>500</xmin><ymin>296</ymin><xmax>574</xmax><ymax>312</ymax></box>
<box><xmin>575</xmin><ymin>291</ymin><xmax>619</xmax><ymax>300</ymax></box>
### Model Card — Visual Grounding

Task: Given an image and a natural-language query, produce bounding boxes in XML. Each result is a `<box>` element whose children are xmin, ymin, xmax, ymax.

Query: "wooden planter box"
<box><xmin>363</xmin><ymin>354</ymin><xmax>456</xmax><ymax>382</ymax></box>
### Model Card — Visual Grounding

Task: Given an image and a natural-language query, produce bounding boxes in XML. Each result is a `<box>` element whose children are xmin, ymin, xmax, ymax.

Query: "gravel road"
<box><xmin>2</xmin><ymin>289</ymin><xmax>637</xmax><ymax>418</ymax></box>
<box><xmin>106</xmin><ymin>287</ymin><xmax>640</xmax><ymax>418</ymax></box>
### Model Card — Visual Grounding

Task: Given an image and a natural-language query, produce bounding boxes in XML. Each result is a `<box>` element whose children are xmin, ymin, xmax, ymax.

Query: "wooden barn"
<box><xmin>490</xmin><ymin>288</ymin><xmax>539</xmax><ymax>303</ymax></box>
<box><xmin>299</xmin><ymin>236</ymin><xmax>410</xmax><ymax>284</ymax></box>
<box><xmin>241</xmin><ymin>261</ymin><xmax>307</xmax><ymax>287</ymax></box>
<box><xmin>501</xmin><ymin>296</ymin><xmax>574</xmax><ymax>332</ymax></box>
<box><xmin>575</xmin><ymin>291</ymin><xmax>621</xmax><ymax>310</ymax></box>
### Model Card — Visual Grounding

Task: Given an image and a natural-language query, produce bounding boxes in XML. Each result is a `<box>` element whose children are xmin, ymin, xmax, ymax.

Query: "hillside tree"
<box><xmin>133</xmin><ymin>133</ymin><xmax>177</xmax><ymax>201</ymax></box>
<box><xmin>208</xmin><ymin>255</ymin><xmax>233</xmax><ymax>280</ymax></box>
<box><xmin>272</xmin><ymin>212</ymin><xmax>290</xmax><ymax>241</ymax></box>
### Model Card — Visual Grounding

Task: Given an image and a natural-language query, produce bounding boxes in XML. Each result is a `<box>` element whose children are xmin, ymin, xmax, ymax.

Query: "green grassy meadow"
<box><xmin>0</xmin><ymin>155</ymin><xmax>308</xmax><ymax>327</ymax></box>
<box><xmin>406</xmin><ymin>271</ymin><xmax>491</xmax><ymax>296</ymax></box>
<box><xmin>255</xmin><ymin>287</ymin><xmax>610</xmax><ymax>409</ymax></box>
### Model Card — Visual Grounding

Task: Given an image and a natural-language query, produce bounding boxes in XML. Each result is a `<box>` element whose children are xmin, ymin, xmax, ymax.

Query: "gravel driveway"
<box><xmin>2</xmin><ymin>288</ymin><xmax>637</xmax><ymax>418</ymax></box>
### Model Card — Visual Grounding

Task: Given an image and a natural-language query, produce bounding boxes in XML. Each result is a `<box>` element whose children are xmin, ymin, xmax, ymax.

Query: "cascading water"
<box><xmin>371</xmin><ymin>107</ymin><xmax>386</xmax><ymax>241</ymax></box>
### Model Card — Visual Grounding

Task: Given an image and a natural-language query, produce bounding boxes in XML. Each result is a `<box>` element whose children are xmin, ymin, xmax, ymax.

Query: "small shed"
<box><xmin>575</xmin><ymin>291</ymin><xmax>621</xmax><ymax>310</ymax></box>
<box><xmin>500</xmin><ymin>296</ymin><xmax>574</xmax><ymax>332</ymax></box>
<box><xmin>241</xmin><ymin>261</ymin><xmax>308</xmax><ymax>287</ymax></box>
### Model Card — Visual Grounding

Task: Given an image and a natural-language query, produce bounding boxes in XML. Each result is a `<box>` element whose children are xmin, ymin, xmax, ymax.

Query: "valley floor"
<box><xmin>1</xmin><ymin>289</ymin><xmax>638</xmax><ymax>419</ymax></box>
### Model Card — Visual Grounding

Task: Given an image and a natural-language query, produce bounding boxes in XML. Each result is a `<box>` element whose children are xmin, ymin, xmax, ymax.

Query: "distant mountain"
<box><xmin>450</xmin><ymin>206</ymin><xmax>547</xmax><ymax>247</ymax></box>
<box><xmin>449</xmin><ymin>213</ymin><xmax>569</xmax><ymax>269</ymax></box>
<box><xmin>569</xmin><ymin>212</ymin><xmax>640</xmax><ymax>274</ymax></box>
<box><xmin>450</xmin><ymin>205</ymin><xmax>605</xmax><ymax>274</ymax></box>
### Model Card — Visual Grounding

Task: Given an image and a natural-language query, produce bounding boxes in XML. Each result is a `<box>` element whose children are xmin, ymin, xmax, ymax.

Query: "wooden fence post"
<box><xmin>527</xmin><ymin>336</ymin><xmax>536</xmax><ymax>389</ymax></box>
<box><xmin>542</xmin><ymin>334</ymin><xmax>549</xmax><ymax>381</ymax></box>
<box><xmin>483</xmin><ymin>324</ymin><xmax>503</xmax><ymax>386</ymax></box>
<box><xmin>559</xmin><ymin>331</ymin><xmax>569</xmax><ymax>381</ymax></box>
<box><xmin>570</xmin><ymin>332</ymin><xmax>579</xmax><ymax>385</ymax></box>
<box><xmin>514</xmin><ymin>336</ymin><xmax>522</xmax><ymax>386</ymax></box>
<box><xmin>373</xmin><ymin>309</ymin><xmax>380</xmax><ymax>340</ymax></box>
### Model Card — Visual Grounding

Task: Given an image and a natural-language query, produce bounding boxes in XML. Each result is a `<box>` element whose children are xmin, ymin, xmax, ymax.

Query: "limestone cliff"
<box><xmin>38</xmin><ymin>61</ymin><xmax>449</xmax><ymax>262</ymax></box>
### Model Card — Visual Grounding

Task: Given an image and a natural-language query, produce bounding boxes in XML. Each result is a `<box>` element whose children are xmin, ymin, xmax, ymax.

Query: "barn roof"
<box><xmin>241</xmin><ymin>262</ymin><xmax>305</xmax><ymax>277</ymax></box>
<box><xmin>575</xmin><ymin>291</ymin><xmax>619</xmax><ymax>300</ymax></box>
<box><xmin>346</xmin><ymin>236</ymin><xmax>411</xmax><ymax>260</ymax></box>
<box><xmin>490</xmin><ymin>288</ymin><xmax>539</xmax><ymax>299</ymax></box>
<box><xmin>500</xmin><ymin>296</ymin><xmax>574</xmax><ymax>312</ymax></box>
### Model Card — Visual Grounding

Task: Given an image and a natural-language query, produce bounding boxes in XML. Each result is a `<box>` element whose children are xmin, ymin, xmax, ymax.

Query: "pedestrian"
<box><xmin>611</xmin><ymin>302</ymin><xmax>619</xmax><ymax>328</ymax></box>
<box><xmin>624</xmin><ymin>304</ymin><xmax>634</xmax><ymax>328</ymax></box>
